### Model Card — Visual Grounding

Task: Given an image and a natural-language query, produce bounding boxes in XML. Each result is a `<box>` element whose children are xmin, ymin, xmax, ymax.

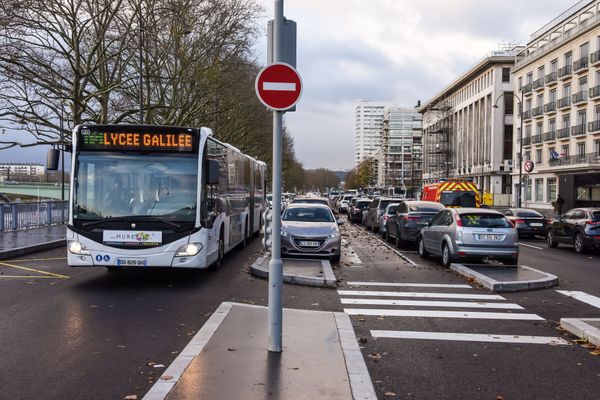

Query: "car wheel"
<box><xmin>546</xmin><ymin>229</ymin><xmax>558</xmax><ymax>248</ymax></box>
<box><xmin>574</xmin><ymin>232</ymin><xmax>586</xmax><ymax>254</ymax></box>
<box><xmin>331</xmin><ymin>253</ymin><xmax>341</xmax><ymax>264</ymax></box>
<box><xmin>396</xmin><ymin>230</ymin><xmax>406</xmax><ymax>248</ymax></box>
<box><xmin>417</xmin><ymin>236</ymin><xmax>429</xmax><ymax>258</ymax></box>
<box><xmin>441</xmin><ymin>243</ymin><xmax>453</xmax><ymax>268</ymax></box>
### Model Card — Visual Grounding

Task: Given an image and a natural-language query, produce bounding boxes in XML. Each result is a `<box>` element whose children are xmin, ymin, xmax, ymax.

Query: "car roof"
<box><xmin>454</xmin><ymin>207</ymin><xmax>502</xmax><ymax>215</ymax></box>
<box><xmin>285</xmin><ymin>203</ymin><xmax>331</xmax><ymax>209</ymax></box>
<box><xmin>404</xmin><ymin>200</ymin><xmax>445</xmax><ymax>207</ymax></box>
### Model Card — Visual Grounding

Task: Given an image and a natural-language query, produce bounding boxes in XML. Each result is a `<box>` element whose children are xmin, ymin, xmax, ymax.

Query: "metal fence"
<box><xmin>0</xmin><ymin>201</ymin><xmax>68</xmax><ymax>232</ymax></box>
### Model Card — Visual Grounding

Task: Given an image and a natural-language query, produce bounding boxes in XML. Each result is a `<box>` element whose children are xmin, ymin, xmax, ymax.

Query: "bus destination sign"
<box><xmin>80</xmin><ymin>131</ymin><xmax>195</xmax><ymax>152</ymax></box>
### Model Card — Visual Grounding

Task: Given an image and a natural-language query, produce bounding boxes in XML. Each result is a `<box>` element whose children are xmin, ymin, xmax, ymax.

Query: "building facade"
<box><xmin>0</xmin><ymin>162</ymin><xmax>45</xmax><ymax>178</ymax></box>
<box><xmin>354</xmin><ymin>102</ymin><xmax>386</xmax><ymax>166</ymax></box>
<box><xmin>512</xmin><ymin>0</ymin><xmax>600</xmax><ymax>211</ymax></box>
<box><xmin>418</xmin><ymin>49</ymin><xmax>520</xmax><ymax>201</ymax></box>
<box><xmin>375</xmin><ymin>107</ymin><xmax>423</xmax><ymax>195</ymax></box>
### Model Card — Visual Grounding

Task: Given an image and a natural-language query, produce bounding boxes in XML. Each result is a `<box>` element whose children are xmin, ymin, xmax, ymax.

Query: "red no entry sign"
<box><xmin>524</xmin><ymin>159</ymin><xmax>534</xmax><ymax>173</ymax></box>
<box><xmin>255</xmin><ymin>62</ymin><xmax>302</xmax><ymax>111</ymax></box>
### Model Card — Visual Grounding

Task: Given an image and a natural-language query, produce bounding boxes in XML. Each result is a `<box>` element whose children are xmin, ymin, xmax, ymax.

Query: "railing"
<box><xmin>531</xmin><ymin>106</ymin><xmax>544</xmax><ymax>117</ymax></box>
<box><xmin>522</xmin><ymin>136</ymin><xmax>531</xmax><ymax>146</ymax></box>
<box><xmin>558</xmin><ymin>65</ymin><xmax>572</xmax><ymax>79</ymax></box>
<box><xmin>543</xmin><ymin>130</ymin><xmax>556</xmax><ymax>141</ymax></box>
<box><xmin>522</xmin><ymin>83</ymin><xmax>533</xmax><ymax>94</ymax></box>
<box><xmin>592</xmin><ymin>50</ymin><xmax>600</xmax><ymax>65</ymax></box>
<box><xmin>571</xmin><ymin>123</ymin><xmax>587</xmax><ymax>136</ymax></box>
<box><xmin>557</xmin><ymin>96</ymin><xmax>571</xmax><ymax>109</ymax></box>
<box><xmin>544</xmin><ymin>101</ymin><xmax>556</xmax><ymax>113</ymax></box>
<box><xmin>533</xmin><ymin>77</ymin><xmax>545</xmax><ymax>90</ymax></box>
<box><xmin>545</xmin><ymin>71</ymin><xmax>558</xmax><ymax>85</ymax></box>
<box><xmin>522</xmin><ymin>110</ymin><xmax>532</xmax><ymax>120</ymax></box>
<box><xmin>549</xmin><ymin>151</ymin><xmax>600</xmax><ymax>166</ymax></box>
<box><xmin>0</xmin><ymin>201</ymin><xmax>68</xmax><ymax>232</ymax></box>
<box><xmin>572</xmin><ymin>91</ymin><xmax>587</xmax><ymax>104</ymax></box>
<box><xmin>588</xmin><ymin>120</ymin><xmax>600</xmax><ymax>133</ymax></box>
<box><xmin>557</xmin><ymin>127</ymin><xmax>571</xmax><ymax>139</ymax></box>
<box><xmin>531</xmin><ymin>133</ymin><xmax>543</xmax><ymax>144</ymax></box>
<box><xmin>573</xmin><ymin>56</ymin><xmax>589</xmax><ymax>72</ymax></box>
<box><xmin>590</xmin><ymin>85</ymin><xmax>600</xmax><ymax>99</ymax></box>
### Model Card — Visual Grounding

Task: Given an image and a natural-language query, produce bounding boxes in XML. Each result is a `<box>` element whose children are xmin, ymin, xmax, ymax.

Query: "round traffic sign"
<box><xmin>255</xmin><ymin>62</ymin><xmax>302</xmax><ymax>111</ymax></box>
<box><xmin>524</xmin><ymin>159</ymin><xmax>534</xmax><ymax>173</ymax></box>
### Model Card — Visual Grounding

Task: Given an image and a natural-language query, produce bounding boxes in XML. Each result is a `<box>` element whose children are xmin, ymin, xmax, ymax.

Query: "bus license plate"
<box><xmin>116</xmin><ymin>258</ymin><xmax>147</xmax><ymax>267</ymax></box>
<box><xmin>478</xmin><ymin>234</ymin><xmax>500</xmax><ymax>240</ymax></box>
<box><xmin>299</xmin><ymin>241</ymin><xmax>320</xmax><ymax>247</ymax></box>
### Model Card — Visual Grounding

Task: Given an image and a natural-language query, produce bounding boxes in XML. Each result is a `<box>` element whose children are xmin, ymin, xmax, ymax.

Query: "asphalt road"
<box><xmin>0</xmin><ymin>238</ymin><xmax>340</xmax><ymax>400</ymax></box>
<box><xmin>337</xmin><ymin>219</ymin><xmax>600</xmax><ymax>400</ymax></box>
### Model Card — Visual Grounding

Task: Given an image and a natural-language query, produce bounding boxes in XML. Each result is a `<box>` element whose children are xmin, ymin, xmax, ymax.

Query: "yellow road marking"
<box><xmin>0</xmin><ymin>261</ymin><xmax>69</xmax><ymax>279</ymax></box>
<box><xmin>0</xmin><ymin>275</ymin><xmax>62</xmax><ymax>279</ymax></box>
<box><xmin>7</xmin><ymin>257</ymin><xmax>67</xmax><ymax>263</ymax></box>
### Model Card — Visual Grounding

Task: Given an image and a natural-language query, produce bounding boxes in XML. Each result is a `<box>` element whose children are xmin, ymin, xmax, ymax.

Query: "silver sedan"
<box><xmin>280</xmin><ymin>203</ymin><xmax>342</xmax><ymax>263</ymax></box>
<box><xmin>417</xmin><ymin>208</ymin><xmax>519</xmax><ymax>267</ymax></box>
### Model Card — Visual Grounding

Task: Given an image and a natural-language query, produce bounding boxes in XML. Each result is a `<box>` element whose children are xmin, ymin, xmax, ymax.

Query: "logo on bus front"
<box><xmin>102</xmin><ymin>230</ymin><xmax>162</xmax><ymax>246</ymax></box>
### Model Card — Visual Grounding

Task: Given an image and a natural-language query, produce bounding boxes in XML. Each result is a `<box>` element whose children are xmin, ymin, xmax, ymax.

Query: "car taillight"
<box><xmin>585</xmin><ymin>220</ymin><xmax>600</xmax><ymax>225</ymax></box>
<box><xmin>455</xmin><ymin>215</ymin><xmax>463</xmax><ymax>226</ymax></box>
<box><xmin>515</xmin><ymin>219</ymin><xmax>525</xmax><ymax>224</ymax></box>
<box><xmin>384</xmin><ymin>215</ymin><xmax>389</xmax><ymax>221</ymax></box>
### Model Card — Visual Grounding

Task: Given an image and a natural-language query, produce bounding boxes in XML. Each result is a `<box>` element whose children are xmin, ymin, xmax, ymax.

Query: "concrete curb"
<box><xmin>0</xmin><ymin>239</ymin><xmax>66</xmax><ymax>260</ymax></box>
<box><xmin>560</xmin><ymin>318</ymin><xmax>600</xmax><ymax>347</ymax></box>
<box><xmin>450</xmin><ymin>264</ymin><xmax>559</xmax><ymax>292</ymax></box>
<box><xmin>250</xmin><ymin>256</ymin><xmax>337</xmax><ymax>288</ymax></box>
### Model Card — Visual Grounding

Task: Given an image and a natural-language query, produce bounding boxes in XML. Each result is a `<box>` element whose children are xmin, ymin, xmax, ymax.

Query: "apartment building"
<box><xmin>0</xmin><ymin>162</ymin><xmax>45</xmax><ymax>178</ymax></box>
<box><xmin>354</xmin><ymin>102</ymin><xmax>386</xmax><ymax>166</ymax></box>
<box><xmin>375</xmin><ymin>107</ymin><xmax>423</xmax><ymax>195</ymax></box>
<box><xmin>418</xmin><ymin>48</ymin><xmax>520</xmax><ymax>201</ymax></box>
<box><xmin>513</xmin><ymin>0</ymin><xmax>600</xmax><ymax>211</ymax></box>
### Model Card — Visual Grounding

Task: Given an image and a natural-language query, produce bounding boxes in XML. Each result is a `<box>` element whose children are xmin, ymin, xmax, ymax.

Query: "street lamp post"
<box><xmin>493</xmin><ymin>93</ymin><xmax>523</xmax><ymax>208</ymax></box>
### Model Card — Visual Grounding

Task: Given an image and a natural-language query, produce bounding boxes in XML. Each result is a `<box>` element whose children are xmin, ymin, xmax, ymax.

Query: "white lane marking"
<box><xmin>344</xmin><ymin>308</ymin><xmax>544</xmax><ymax>320</ymax></box>
<box><xmin>338</xmin><ymin>290</ymin><xmax>506</xmax><ymax>301</ymax></box>
<box><xmin>557</xmin><ymin>290</ymin><xmax>600</xmax><ymax>309</ymax></box>
<box><xmin>520</xmin><ymin>243</ymin><xmax>544</xmax><ymax>250</ymax></box>
<box><xmin>370</xmin><ymin>330</ymin><xmax>570</xmax><ymax>345</ymax></box>
<box><xmin>263</xmin><ymin>82</ymin><xmax>296</xmax><ymax>91</ymax></box>
<box><xmin>340</xmin><ymin>298</ymin><xmax>523</xmax><ymax>310</ymax></box>
<box><xmin>347</xmin><ymin>281</ymin><xmax>471</xmax><ymax>289</ymax></box>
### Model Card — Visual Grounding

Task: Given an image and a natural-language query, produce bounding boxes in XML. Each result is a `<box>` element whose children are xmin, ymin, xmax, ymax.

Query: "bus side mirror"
<box><xmin>207</xmin><ymin>159</ymin><xmax>220</xmax><ymax>185</ymax></box>
<box><xmin>46</xmin><ymin>148</ymin><xmax>60</xmax><ymax>171</ymax></box>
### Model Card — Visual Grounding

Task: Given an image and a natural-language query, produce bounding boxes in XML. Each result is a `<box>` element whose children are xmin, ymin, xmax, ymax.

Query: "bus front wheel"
<box><xmin>211</xmin><ymin>228</ymin><xmax>225</xmax><ymax>271</ymax></box>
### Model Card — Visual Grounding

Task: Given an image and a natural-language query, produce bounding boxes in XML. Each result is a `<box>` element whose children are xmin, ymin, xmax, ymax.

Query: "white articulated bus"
<box><xmin>67</xmin><ymin>124</ymin><xmax>266</xmax><ymax>270</ymax></box>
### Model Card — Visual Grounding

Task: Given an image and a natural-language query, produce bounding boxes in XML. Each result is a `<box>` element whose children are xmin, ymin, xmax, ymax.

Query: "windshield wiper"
<box><xmin>81</xmin><ymin>216</ymin><xmax>181</xmax><ymax>229</ymax></box>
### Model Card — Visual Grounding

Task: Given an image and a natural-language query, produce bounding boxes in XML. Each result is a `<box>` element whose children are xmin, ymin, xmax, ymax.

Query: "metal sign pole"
<box><xmin>268</xmin><ymin>0</ymin><xmax>284</xmax><ymax>353</ymax></box>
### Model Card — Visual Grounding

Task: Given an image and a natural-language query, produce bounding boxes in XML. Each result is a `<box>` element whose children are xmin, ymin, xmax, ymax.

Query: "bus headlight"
<box><xmin>68</xmin><ymin>240</ymin><xmax>90</xmax><ymax>255</ymax></box>
<box><xmin>175</xmin><ymin>243</ymin><xmax>203</xmax><ymax>257</ymax></box>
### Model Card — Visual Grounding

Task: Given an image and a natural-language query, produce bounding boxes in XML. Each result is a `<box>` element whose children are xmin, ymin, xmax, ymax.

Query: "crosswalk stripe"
<box><xmin>556</xmin><ymin>290</ymin><xmax>600</xmax><ymax>310</ymax></box>
<box><xmin>344</xmin><ymin>308</ymin><xmax>544</xmax><ymax>320</ymax></box>
<box><xmin>370</xmin><ymin>330</ymin><xmax>570</xmax><ymax>345</ymax></box>
<box><xmin>340</xmin><ymin>298</ymin><xmax>523</xmax><ymax>309</ymax></box>
<box><xmin>347</xmin><ymin>282</ymin><xmax>472</xmax><ymax>289</ymax></box>
<box><xmin>338</xmin><ymin>290</ymin><xmax>505</xmax><ymax>301</ymax></box>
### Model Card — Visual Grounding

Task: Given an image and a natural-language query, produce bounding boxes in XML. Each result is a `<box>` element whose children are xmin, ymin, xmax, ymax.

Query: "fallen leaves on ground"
<box><xmin>384</xmin><ymin>391</ymin><xmax>396</xmax><ymax>396</ymax></box>
<box><xmin>124</xmin><ymin>395</ymin><xmax>137</xmax><ymax>400</ymax></box>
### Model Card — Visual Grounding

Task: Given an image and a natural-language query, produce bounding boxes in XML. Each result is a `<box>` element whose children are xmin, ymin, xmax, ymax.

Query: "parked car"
<box><xmin>503</xmin><ymin>208</ymin><xmax>548</xmax><ymax>238</ymax></box>
<box><xmin>417</xmin><ymin>208</ymin><xmax>519</xmax><ymax>267</ymax></box>
<box><xmin>378</xmin><ymin>203</ymin><xmax>400</xmax><ymax>238</ymax></box>
<box><xmin>280</xmin><ymin>203</ymin><xmax>342</xmax><ymax>263</ymax></box>
<box><xmin>291</xmin><ymin>197</ymin><xmax>330</xmax><ymax>207</ymax></box>
<box><xmin>386</xmin><ymin>201</ymin><xmax>445</xmax><ymax>247</ymax></box>
<box><xmin>546</xmin><ymin>208</ymin><xmax>600</xmax><ymax>254</ymax></box>
<box><xmin>349</xmin><ymin>198</ymin><xmax>371</xmax><ymax>223</ymax></box>
<box><xmin>337</xmin><ymin>194</ymin><xmax>354</xmax><ymax>214</ymax></box>
<box><xmin>363</xmin><ymin>197</ymin><xmax>397</xmax><ymax>232</ymax></box>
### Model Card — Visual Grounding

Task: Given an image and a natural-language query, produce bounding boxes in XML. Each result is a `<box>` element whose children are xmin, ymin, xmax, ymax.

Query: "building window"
<box><xmin>563</xmin><ymin>83</ymin><xmax>571</xmax><ymax>97</ymax></box>
<box><xmin>502</xmin><ymin>68</ymin><xmax>510</xmax><ymax>82</ymax></box>
<box><xmin>595</xmin><ymin>140</ymin><xmax>600</xmax><ymax>157</ymax></box>
<box><xmin>562</xmin><ymin>114</ymin><xmax>571</xmax><ymax>129</ymax></box>
<box><xmin>577</xmin><ymin>109</ymin><xmax>587</xmax><ymax>126</ymax></box>
<box><xmin>577</xmin><ymin>142</ymin><xmax>586</xmax><ymax>159</ymax></box>
<box><xmin>549</xmin><ymin>118</ymin><xmax>556</xmax><ymax>132</ymax></box>
<box><xmin>537</xmin><ymin>94</ymin><xmax>543</xmax><ymax>107</ymax></box>
<box><xmin>549</xmin><ymin>89</ymin><xmax>556</xmax><ymax>102</ymax></box>
<box><xmin>535</xmin><ymin>179</ymin><xmax>543</xmax><ymax>202</ymax></box>
<box><xmin>551</xmin><ymin>59</ymin><xmax>558</xmax><ymax>73</ymax></box>
<box><xmin>525</xmin><ymin>178</ymin><xmax>532</xmax><ymax>201</ymax></box>
<box><xmin>535</xmin><ymin>149</ymin><xmax>542</xmax><ymax>164</ymax></box>
<box><xmin>536</xmin><ymin>122</ymin><xmax>542</xmax><ymax>136</ymax></box>
<box><xmin>579</xmin><ymin>75</ymin><xmax>588</xmax><ymax>92</ymax></box>
<box><xmin>547</xmin><ymin>178</ymin><xmax>556</xmax><ymax>203</ymax></box>
<box><xmin>565</xmin><ymin>51</ymin><xmax>572</xmax><ymax>66</ymax></box>
<box><xmin>581</xmin><ymin>42</ymin><xmax>589</xmax><ymax>57</ymax></box>
<box><xmin>518</xmin><ymin>76</ymin><xmax>522</xmax><ymax>89</ymax></box>
<box><xmin>526</xmin><ymin>72</ymin><xmax>533</xmax><ymax>84</ymax></box>
<box><xmin>562</xmin><ymin>144</ymin><xmax>570</xmax><ymax>158</ymax></box>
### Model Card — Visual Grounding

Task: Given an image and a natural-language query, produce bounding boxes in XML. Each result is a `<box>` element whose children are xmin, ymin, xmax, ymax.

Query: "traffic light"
<box><xmin>262</xmin><ymin>210</ymin><xmax>273</xmax><ymax>251</ymax></box>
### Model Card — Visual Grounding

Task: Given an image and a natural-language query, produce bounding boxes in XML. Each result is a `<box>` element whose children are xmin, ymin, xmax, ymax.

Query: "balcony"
<box><xmin>558</xmin><ymin>65</ymin><xmax>572</xmax><ymax>80</ymax></box>
<box><xmin>531</xmin><ymin>133</ymin><xmax>543</xmax><ymax>144</ymax></box>
<box><xmin>522</xmin><ymin>136</ymin><xmax>531</xmax><ymax>146</ymax></box>
<box><xmin>572</xmin><ymin>91</ymin><xmax>587</xmax><ymax>105</ymax></box>
<box><xmin>549</xmin><ymin>151</ymin><xmax>600</xmax><ymax>167</ymax></box>
<box><xmin>571</xmin><ymin>123</ymin><xmax>586</xmax><ymax>136</ymax></box>
<box><xmin>573</xmin><ymin>56</ymin><xmax>589</xmax><ymax>73</ymax></box>
<box><xmin>530</xmin><ymin>106</ymin><xmax>543</xmax><ymax>118</ymax></box>
<box><xmin>590</xmin><ymin>85</ymin><xmax>600</xmax><ymax>100</ymax></box>
<box><xmin>557</xmin><ymin>96</ymin><xmax>571</xmax><ymax>110</ymax></box>
<box><xmin>543</xmin><ymin>130</ymin><xmax>556</xmax><ymax>141</ymax></box>
<box><xmin>522</xmin><ymin>110</ymin><xmax>532</xmax><ymax>120</ymax></box>
<box><xmin>544</xmin><ymin>101</ymin><xmax>556</xmax><ymax>114</ymax></box>
<box><xmin>591</xmin><ymin>50</ymin><xmax>600</xmax><ymax>66</ymax></box>
<box><xmin>545</xmin><ymin>71</ymin><xmax>558</xmax><ymax>86</ymax></box>
<box><xmin>556</xmin><ymin>127</ymin><xmax>570</xmax><ymax>139</ymax></box>
<box><xmin>522</xmin><ymin>83</ymin><xmax>533</xmax><ymax>95</ymax></box>
<box><xmin>588</xmin><ymin>120</ymin><xmax>600</xmax><ymax>133</ymax></box>
<box><xmin>533</xmin><ymin>77</ymin><xmax>545</xmax><ymax>91</ymax></box>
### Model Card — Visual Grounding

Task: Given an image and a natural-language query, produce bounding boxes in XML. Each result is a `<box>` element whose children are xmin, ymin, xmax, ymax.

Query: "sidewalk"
<box><xmin>0</xmin><ymin>224</ymin><xmax>66</xmax><ymax>260</ymax></box>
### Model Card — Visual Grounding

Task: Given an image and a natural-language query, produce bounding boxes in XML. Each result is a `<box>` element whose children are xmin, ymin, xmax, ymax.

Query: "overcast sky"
<box><xmin>1</xmin><ymin>0</ymin><xmax>576</xmax><ymax>170</ymax></box>
<box><xmin>254</xmin><ymin>0</ymin><xmax>575</xmax><ymax>171</ymax></box>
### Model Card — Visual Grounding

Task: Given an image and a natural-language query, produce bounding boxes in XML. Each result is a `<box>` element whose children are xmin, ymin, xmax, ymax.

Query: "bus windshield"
<box><xmin>73</xmin><ymin>152</ymin><xmax>198</xmax><ymax>222</ymax></box>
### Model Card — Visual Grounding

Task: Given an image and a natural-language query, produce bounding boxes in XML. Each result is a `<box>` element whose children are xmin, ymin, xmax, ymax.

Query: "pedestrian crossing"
<box><xmin>340</xmin><ymin>281</ymin><xmax>570</xmax><ymax>346</ymax></box>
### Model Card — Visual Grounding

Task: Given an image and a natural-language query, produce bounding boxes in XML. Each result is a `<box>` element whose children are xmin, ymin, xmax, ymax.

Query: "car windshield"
<box><xmin>460</xmin><ymin>213</ymin><xmax>511</xmax><ymax>228</ymax></box>
<box><xmin>283</xmin><ymin>207</ymin><xmax>334</xmax><ymax>223</ymax></box>
<box><xmin>356</xmin><ymin>201</ymin><xmax>370</xmax><ymax>210</ymax></box>
<box><xmin>409</xmin><ymin>204</ymin><xmax>444</xmax><ymax>212</ymax></box>
<box><xmin>378</xmin><ymin>200</ymin><xmax>395</xmax><ymax>209</ymax></box>
<box><xmin>591</xmin><ymin>211</ymin><xmax>600</xmax><ymax>222</ymax></box>
<box><xmin>516</xmin><ymin>210</ymin><xmax>543</xmax><ymax>217</ymax></box>
<box><xmin>440</xmin><ymin>191</ymin><xmax>477</xmax><ymax>207</ymax></box>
